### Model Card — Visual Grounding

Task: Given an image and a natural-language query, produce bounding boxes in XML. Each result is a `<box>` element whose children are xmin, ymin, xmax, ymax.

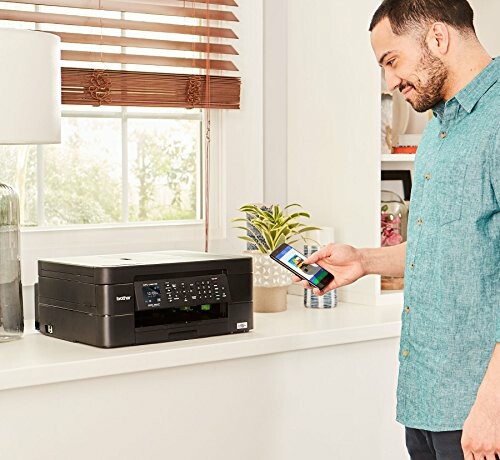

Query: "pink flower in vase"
<box><xmin>381</xmin><ymin>212</ymin><xmax>403</xmax><ymax>246</ymax></box>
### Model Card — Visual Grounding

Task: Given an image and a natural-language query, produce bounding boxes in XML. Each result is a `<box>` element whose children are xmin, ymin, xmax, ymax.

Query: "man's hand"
<box><xmin>462</xmin><ymin>344</ymin><xmax>500</xmax><ymax>460</ymax></box>
<box><xmin>292</xmin><ymin>243</ymin><xmax>366</xmax><ymax>295</ymax></box>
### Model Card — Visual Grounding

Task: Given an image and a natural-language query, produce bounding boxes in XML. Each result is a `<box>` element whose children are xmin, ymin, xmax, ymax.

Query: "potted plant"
<box><xmin>233</xmin><ymin>203</ymin><xmax>319</xmax><ymax>313</ymax></box>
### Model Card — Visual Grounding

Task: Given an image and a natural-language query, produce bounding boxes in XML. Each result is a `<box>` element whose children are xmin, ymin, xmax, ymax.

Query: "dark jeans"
<box><xmin>405</xmin><ymin>428</ymin><xmax>464</xmax><ymax>460</ymax></box>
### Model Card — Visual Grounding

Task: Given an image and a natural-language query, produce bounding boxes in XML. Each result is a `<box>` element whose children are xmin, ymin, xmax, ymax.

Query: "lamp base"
<box><xmin>0</xmin><ymin>183</ymin><xmax>24</xmax><ymax>342</ymax></box>
<box><xmin>0</xmin><ymin>334</ymin><xmax>22</xmax><ymax>343</ymax></box>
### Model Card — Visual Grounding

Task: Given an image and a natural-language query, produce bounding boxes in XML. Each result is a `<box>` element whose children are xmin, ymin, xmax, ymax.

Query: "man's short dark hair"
<box><xmin>369</xmin><ymin>0</ymin><xmax>475</xmax><ymax>36</ymax></box>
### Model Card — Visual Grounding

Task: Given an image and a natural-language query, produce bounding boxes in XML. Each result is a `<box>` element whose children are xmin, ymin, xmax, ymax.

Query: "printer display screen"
<box><xmin>135</xmin><ymin>274</ymin><xmax>231</xmax><ymax>311</ymax></box>
<box><xmin>142</xmin><ymin>282</ymin><xmax>162</xmax><ymax>308</ymax></box>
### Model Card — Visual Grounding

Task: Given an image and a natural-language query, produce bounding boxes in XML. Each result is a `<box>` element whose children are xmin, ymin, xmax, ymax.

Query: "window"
<box><xmin>0</xmin><ymin>106</ymin><xmax>203</xmax><ymax>227</ymax></box>
<box><xmin>0</xmin><ymin>0</ymin><xmax>240</xmax><ymax>228</ymax></box>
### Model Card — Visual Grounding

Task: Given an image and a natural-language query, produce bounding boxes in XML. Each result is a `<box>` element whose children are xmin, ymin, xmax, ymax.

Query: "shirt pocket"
<box><xmin>436</xmin><ymin>162</ymin><xmax>468</xmax><ymax>226</ymax></box>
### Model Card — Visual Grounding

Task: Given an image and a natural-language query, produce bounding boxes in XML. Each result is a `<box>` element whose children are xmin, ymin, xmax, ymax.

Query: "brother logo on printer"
<box><xmin>116</xmin><ymin>295</ymin><xmax>131</xmax><ymax>301</ymax></box>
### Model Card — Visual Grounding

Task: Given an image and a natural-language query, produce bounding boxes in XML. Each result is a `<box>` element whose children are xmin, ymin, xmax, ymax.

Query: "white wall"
<box><xmin>287</xmin><ymin>0</ymin><xmax>381</xmax><ymax>244</ymax></box>
<box><xmin>263</xmin><ymin>0</ymin><xmax>288</xmax><ymax>205</ymax></box>
<box><xmin>286</xmin><ymin>0</ymin><xmax>382</xmax><ymax>304</ymax></box>
<box><xmin>470</xmin><ymin>0</ymin><xmax>500</xmax><ymax>56</ymax></box>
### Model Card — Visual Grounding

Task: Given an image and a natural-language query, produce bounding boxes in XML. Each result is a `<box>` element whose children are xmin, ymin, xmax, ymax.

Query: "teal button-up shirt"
<box><xmin>397</xmin><ymin>58</ymin><xmax>500</xmax><ymax>431</ymax></box>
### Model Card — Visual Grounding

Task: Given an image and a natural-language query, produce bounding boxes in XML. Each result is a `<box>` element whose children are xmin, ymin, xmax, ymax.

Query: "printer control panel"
<box><xmin>135</xmin><ymin>274</ymin><xmax>231</xmax><ymax>311</ymax></box>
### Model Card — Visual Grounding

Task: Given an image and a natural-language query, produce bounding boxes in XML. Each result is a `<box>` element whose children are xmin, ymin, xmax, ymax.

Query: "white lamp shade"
<box><xmin>0</xmin><ymin>28</ymin><xmax>61</xmax><ymax>144</ymax></box>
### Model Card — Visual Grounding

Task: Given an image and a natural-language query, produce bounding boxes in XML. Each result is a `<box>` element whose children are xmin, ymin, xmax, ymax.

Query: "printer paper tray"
<box><xmin>135</xmin><ymin>318</ymin><xmax>230</xmax><ymax>344</ymax></box>
<box><xmin>38</xmin><ymin>303</ymin><xmax>244</xmax><ymax>348</ymax></box>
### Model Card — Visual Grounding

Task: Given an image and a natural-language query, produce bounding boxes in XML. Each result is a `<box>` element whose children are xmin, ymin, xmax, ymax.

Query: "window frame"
<box><xmin>34</xmin><ymin>106</ymin><xmax>206</xmax><ymax>227</ymax></box>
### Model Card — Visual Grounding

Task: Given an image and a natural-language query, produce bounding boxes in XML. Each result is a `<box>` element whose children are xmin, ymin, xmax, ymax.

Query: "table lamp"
<box><xmin>0</xmin><ymin>28</ymin><xmax>61</xmax><ymax>342</ymax></box>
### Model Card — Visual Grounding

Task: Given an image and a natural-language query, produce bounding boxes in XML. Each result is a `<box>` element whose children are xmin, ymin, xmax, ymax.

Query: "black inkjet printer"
<box><xmin>35</xmin><ymin>251</ymin><xmax>253</xmax><ymax>348</ymax></box>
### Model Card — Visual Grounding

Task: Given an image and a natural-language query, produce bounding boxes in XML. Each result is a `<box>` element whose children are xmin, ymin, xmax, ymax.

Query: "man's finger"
<box><xmin>462</xmin><ymin>450</ymin><xmax>474</xmax><ymax>460</ymax></box>
<box><xmin>303</xmin><ymin>245</ymin><xmax>332</xmax><ymax>264</ymax></box>
<box><xmin>303</xmin><ymin>253</ymin><xmax>320</xmax><ymax>265</ymax></box>
<box><xmin>300</xmin><ymin>280</ymin><xmax>312</xmax><ymax>289</ymax></box>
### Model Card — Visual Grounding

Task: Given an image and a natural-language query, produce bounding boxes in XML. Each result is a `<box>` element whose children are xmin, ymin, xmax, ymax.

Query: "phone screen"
<box><xmin>270</xmin><ymin>244</ymin><xmax>334</xmax><ymax>289</ymax></box>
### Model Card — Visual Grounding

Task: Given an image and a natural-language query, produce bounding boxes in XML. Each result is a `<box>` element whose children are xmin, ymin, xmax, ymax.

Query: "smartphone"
<box><xmin>269</xmin><ymin>243</ymin><xmax>334</xmax><ymax>290</ymax></box>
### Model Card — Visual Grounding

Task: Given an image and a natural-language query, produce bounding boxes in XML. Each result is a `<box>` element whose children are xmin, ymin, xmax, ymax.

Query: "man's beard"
<box><xmin>400</xmin><ymin>45</ymin><xmax>448</xmax><ymax>112</ymax></box>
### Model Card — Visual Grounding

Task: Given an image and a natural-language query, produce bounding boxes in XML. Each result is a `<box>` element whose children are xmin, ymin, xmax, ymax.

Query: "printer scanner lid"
<box><xmin>38</xmin><ymin>251</ymin><xmax>252</xmax><ymax>284</ymax></box>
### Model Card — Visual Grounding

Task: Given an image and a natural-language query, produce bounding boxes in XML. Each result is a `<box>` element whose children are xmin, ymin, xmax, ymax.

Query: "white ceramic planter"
<box><xmin>246</xmin><ymin>251</ymin><xmax>291</xmax><ymax>313</ymax></box>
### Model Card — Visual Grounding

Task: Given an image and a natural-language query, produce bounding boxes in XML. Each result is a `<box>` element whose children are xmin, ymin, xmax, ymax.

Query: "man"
<box><xmin>296</xmin><ymin>1</ymin><xmax>499</xmax><ymax>459</ymax></box>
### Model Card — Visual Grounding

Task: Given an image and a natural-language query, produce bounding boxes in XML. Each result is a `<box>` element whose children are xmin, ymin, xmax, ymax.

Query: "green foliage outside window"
<box><xmin>0</xmin><ymin>117</ymin><xmax>200</xmax><ymax>227</ymax></box>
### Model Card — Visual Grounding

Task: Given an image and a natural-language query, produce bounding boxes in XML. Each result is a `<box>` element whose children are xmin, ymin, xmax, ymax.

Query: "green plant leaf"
<box><xmin>283</xmin><ymin>203</ymin><xmax>302</xmax><ymax>211</ymax></box>
<box><xmin>294</xmin><ymin>226</ymin><xmax>321</xmax><ymax>235</ymax></box>
<box><xmin>286</xmin><ymin>211</ymin><xmax>311</xmax><ymax>220</ymax></box>
<box><xmin>233</xmin><ymin>224</ymin><xmax>270</xmax><ymax>250</ymax></box>
<box><xmin>233</xmin><ymin>202</ymin><xmax>320</xmax><ymax>253</ymax></box>
<box><xmin>236</xmin><ymin>236</ymin><xmax>268</xmax><ymax>253</ymax></box>
<box><xmin>263</xmin><ymin>231</ymin><xmax>275</xmax><ymax>250</ymax></box>
<box><xmin>238</xmin><ymin>205</ymin><xmax>271</xmax><ymax>220</ymax></box>
<box><xmin>276</xmin><ymin>234</ymin><xmax>286</xmax><ymax>247</ymax></box>
<box><xmin>272</xmin><ymin>205</ymin><xmax>279</xmax><ymax>221</ymax></box>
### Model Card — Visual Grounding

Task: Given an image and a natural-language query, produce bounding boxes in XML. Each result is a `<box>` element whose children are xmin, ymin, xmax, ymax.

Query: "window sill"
<box><xmin>0</xmin><ymin>297</ymin><xmax>402</xmax><ymax>392</ymax></box>
<box><xmin>21</xmin><ymin>219</ymin><xmax>204</xmax><ymax>234</ymax></box>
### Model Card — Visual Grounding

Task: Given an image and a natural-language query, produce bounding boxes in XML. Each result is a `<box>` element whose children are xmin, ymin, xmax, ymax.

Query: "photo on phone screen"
<box><xmin>270</xmin><ymin>243</ymin><xmax>334</xmax><ymax>290</ymax></box>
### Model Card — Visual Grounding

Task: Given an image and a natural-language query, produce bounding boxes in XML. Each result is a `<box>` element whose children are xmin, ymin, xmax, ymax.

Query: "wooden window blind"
<box><xmin>0</xmin><ymin>0</ymin><xmax>241</xmax><ymax>108</ymax></box>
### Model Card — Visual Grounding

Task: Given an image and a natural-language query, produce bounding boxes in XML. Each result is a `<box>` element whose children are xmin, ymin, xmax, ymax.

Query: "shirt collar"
<box><xmin>433</xmin><ymin>57</ymin><xmax>499</xmax><ymax>119</ymax></box>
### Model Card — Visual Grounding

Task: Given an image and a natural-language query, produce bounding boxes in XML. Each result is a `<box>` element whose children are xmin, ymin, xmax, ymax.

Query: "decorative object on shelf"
<box><xmin>0</xmin><ymin>185</ymin><xmax>23</xmax><ymax>341</ymax></box>
<box><xmin>392</xmin><ymin>145</ymin><xmax>417</xmax><ymax>154</ymax></box>
<box><xmin>249</xmin><ymin>252</ymin><xmax>291</xmax><ymax>313</ymax></box>
<box><xmin>233</xmin><ymin>203</ymin><xmax>319</xmax><ymax>313</ymax></box>
<box><xmin>391</xmin><ymin>134</ymin><xmax>421</xmax><ymax>155</ymax></box>
<box><xmin>381</xmin><ymin>170</ymin><xmax>412</xmax><ymax>202</ymax></box>
<box><xmin>391</xmin><ymin>89</ymin><xmax>410</xmax><ymax>147</ymax></box>
<box><xmin>381</xmin><ymin>87</ymin><xmax>410</xmax><ymax>155</ymax></box>
<box><xmin>380</xmin><ymin>190</ymin><xmax>408</xmax><ymax>291</ymax></box>
<box><xmin>0</xmin><ymin>28</ymin><xmax>61</xmax><ymax>342</ymax></box>
<box><xmin>303</xmin><ymin>227</ymin><xmax>337</xmax><ymax>309</ymax></box>
<box><xmin>381</xmin><ymin>92</ymin><xmax>393</xmax><ymax>154</ymax></box>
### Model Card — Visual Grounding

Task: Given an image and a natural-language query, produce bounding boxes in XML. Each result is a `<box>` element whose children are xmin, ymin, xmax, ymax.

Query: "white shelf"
<box><xmin>0</xmin><ymin>297</ymin><xmax>402</xmax><ymax>391</ymax></box>
<box><xmin>381</xmin><ymin>154</ymin><xmax>415</xmax><ymax>162</ymax></box>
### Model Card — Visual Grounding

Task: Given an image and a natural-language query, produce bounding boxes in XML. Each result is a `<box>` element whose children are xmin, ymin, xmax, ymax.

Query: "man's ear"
<box><xmin>426</xmin><ymin>22</ymin><xmax>450</xmax><ymax>55</ymax></box>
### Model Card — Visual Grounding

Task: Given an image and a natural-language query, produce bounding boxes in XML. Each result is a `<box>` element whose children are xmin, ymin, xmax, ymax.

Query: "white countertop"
<box><xmin>0</xmin><ymin>296</ymin><xmax>402</xmax><ymax>391</ymax></box>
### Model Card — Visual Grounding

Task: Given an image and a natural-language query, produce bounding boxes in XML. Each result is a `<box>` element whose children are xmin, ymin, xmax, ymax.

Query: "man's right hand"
<box><xmin>292</xmin><ymin>243</ymin><xmax>366</xmax><ymax>295</ymax></box>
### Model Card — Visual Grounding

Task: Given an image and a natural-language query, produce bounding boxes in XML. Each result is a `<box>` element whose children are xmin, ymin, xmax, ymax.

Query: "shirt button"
<box><xmin>440</xmin><ymin>132</ymin><xmax>447</xmax><ymax>139</ymax></box>
<box><xmin>410</xmin><ymin>262</ymin><xmax>415</xmax><ymax>269</ymax></box>
<box><xmin>417</xmin><ymin>218</ymin><xmax>423</xmax><ymax>225</ymax></box>
<box><xmin>425</xmin><ymin>173</ymin><xmax>431</xmax><ymax>181</ymax></box>
<box><xmin>405</xmin><ymin>306</ymin><xmax>410</xmax><ymax>313</ymax></box>
<box><xmin>402</xmin><ymin>350</ymin><xmax>410</xmax><ymax>357</ymax></box>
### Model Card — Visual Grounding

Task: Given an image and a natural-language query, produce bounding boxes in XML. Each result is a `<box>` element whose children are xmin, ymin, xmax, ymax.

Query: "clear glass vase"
<box><xmin>303</xmin><ymin>244</ymin><xmax>338</xmax><ymax>308</ymax></box>
<box><xmin>0</xmin><ymin>183</ymin><xmax>23</xmax><ymax>342</ymax></box>
<box><xmin>381</xmin><ymin>190</ymin><xmax>408</xmax><ymax>245</ymax></box>
<box><xmin>381</xmin><ymin>190</ymin><xmax>408</xmax><ymax>291</ymax></box>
